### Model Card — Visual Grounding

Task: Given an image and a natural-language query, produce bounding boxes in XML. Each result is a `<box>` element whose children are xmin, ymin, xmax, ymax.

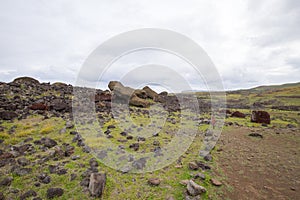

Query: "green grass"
<box><xmin>0</xmin><ymin>111</ymin><xmax>224</xmax><ymax>200</ymax></box>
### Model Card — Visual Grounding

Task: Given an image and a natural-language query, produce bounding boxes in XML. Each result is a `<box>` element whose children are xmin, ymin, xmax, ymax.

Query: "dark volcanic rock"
<box><xmin>195</xmin><ymin>161</ymin><xmax>211</xmax><ymax>170</ymax></box>
<box><xmin>46</xmin><ymin>188</ymin><xmax>64</xmax><ymax>199</ymax></box>
<box><xmin>40</xmin><ymin>137</ymin><xmax>57</xmax><ymax>148</ymax></box>
<box><xmin>249</xmin><ymin>133</ymin><xmax>263</xmax><ymax>138</ymax></box>
<box><xmin>20</xmin><ymin>190</ymin><xmax>37</xmax><ymax>200</ymax></box>
<box><xmin>0</xmin><ymin>177</ymin><xmax>13</xmax><ymax>186</ymax></box>
<box><xmin>251</xmin><ymin>110</ymin><xmax>270</xmax><ymax>124</ymax></box>
<box><xmin>89</xmin><ymin>158</ymin><xmax>99</xmax><ymax>169</ymax></box>
<box><xmin>50</xmin><ymin>99</ymin><xmax>69</xmax><ymax>112</ymax></box>
<box><xmin>0</xmin><ymin>110</ymin><xmax>18</xmax><ymax>120</ymax></box>
<box><xmin>37</xmin><ymin>173</ymin><xmax>51</xmax><ymax>184</ymax></box>
<box><xmin>11</xmin><ymin>167</ymin><xmax>32</xmax><ymax>176</ymax></box>
<box><xmin>129</xmin><ymin>143</ymin><xmax>139</xmax><ymax>151</ymax></box>
<box><xmin>0</xmin><ymin>192</ymin><xmax>4</xmax><ymax>200</ymax></box>
<box><xmin>231</xmin><ymin>111</ymin><xmax>246</xmax><ymax>118</ymax></box>
<box><xmin>17</xmin><ymin>157</ymin><xmax>30</xmax><ymax>166</ymax></box>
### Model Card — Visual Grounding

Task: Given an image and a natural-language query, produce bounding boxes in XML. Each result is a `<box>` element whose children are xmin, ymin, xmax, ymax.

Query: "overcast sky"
<box><xmin>0</xmin><ymin>0</ymin><xmax>299</xmax><ymax>91</ymax></box>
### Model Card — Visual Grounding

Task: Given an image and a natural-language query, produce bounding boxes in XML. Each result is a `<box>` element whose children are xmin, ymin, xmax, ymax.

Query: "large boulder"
<box><xmin>88</xmin><ymin>173</ymin><xmax>106</xmax><ymax>198</ymax></box>
<box><xmin>143</xmin><ymin>86</ymin><xmax>158</xmax><ymax>100</ymax></box>
<box><xmin>251</xmin><ymin>111</ymin><xmax>270</xmax><ymax>124</ymax></box>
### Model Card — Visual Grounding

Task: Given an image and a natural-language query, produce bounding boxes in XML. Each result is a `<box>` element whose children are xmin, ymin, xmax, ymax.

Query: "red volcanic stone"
<box><xmin>231</xmin><ymin>111</ymin><xmax>246</xmax><ymax>118</ymax></box>
<box><xmin>251</xmin><ymin>110</ymin><xmax>270</xmax><ymax>124</ymax></box>
<box><xmin>29</xmin><ymin>103</ymin><xmax>48</xmax><ymax>110</ymax></box>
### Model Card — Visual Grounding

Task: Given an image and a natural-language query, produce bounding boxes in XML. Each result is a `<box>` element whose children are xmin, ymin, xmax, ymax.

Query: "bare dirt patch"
<box><xmin>213</xmin><ymin>127</ymin><xmax>300</xmax><ymax>200</ymax></box>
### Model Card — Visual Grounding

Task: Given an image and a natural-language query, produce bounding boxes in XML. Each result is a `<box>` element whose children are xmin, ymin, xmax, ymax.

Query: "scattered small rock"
<box><xmin>137</xmin><ymin>136</ymin><xmax>146</xmax><ymax>142</ymax></box>
<box><xmin>126</xmin><ymin>135</ymin><xmax>133</xmax><ymax>140</ymax></box>
<box><xmin>0</xmin><ymin>192</ymin><xmax>4</xmax><ymax>200</ymax></box>
<box><xmin>56</xmin><ymin>168</ymin><xmax>67</xmax><ymax>175</ymax></box>
<box><xmin>194</xmin><ymin>173</ymin><xmax>206</xmax><ymax>180</ymax></box>
<box><xmin>37</xmin><ymin>173</ymin><xmax>51</xmax><ymax>184</ymax></box>
<box><xmin>47</xmin><ymin>188</ymin><xmax>64</xmax><ymax>199</ymax></box>
<box><xmin>71</xmin><ymin>155</ymin><xmax>80</xmax><ymax>160</ymax></box>
<box><xmin>65</xmin><ymin>121</ymin><xmax>74</xmax><ymax>129</ymax></box>
<box><xmin>107</xmin><ymin>125</ymin><xmax>115</xmax><ymax>129</ymax></box>
<box><xmin>185</xmin><ymin>195</ymin><xmax>201</xmax><ymax>200</ymax></box>
<box><xmin>129</xmin><ymin>143</ymin><xmax>139</xmax><ymax>151</ymax></box>
<box><xmin>17</xmin><ymin>157</ymin><xmax>30</xmax><ymax>166</ymax></box>
<box><xmin>89</xmin><ymin>173</ymin><xmax>106</xmax><ymax>198</ymax></box>
<box><xmin>120</xmin><ymin>131</ymin><xmax>127</xmax><ymax>136</ymax></box>
<box><xmin>40</xmin><ymin>137</ymin><xmax>57</xmax><ymax>148</ymax></box>
<box><xmin>11</xmin><ymin>167</ymin><xmax>32</xmax><ymax>176</ymax></box>
<box><xmin>152</xmin><ymin>132</ymin><xmax>159</xmax><ymax>137</ymax></box>
<box><xmin>187</xmin><ymin>180</ymin><xmax>206</xmax><ymax>196</ymax></box>
<box><xmin>20</xmin><ymin>190</ymin><xmax>37</xmax><ymax>200</ymax></box>
<box><xmin>210</xmin><ymin>178</ymin><xmax>222</xmax><ymax>186</ymax></box>
<box><xmin>70</xmin><ymin>173</ymin><xmax>77</xmax><ymax>181</ymax></box>
<box><xmin>89</xmin><ymin>158</ymin><xmax>99</xmax><ymax>169</ymax></box>
<box><xmin>204</xmin><ymin>154</ymin><xmax>212</xmax><ymax>161</ymax></box>
<box><xmin>148</xmin><ymin>178</ymin><xmax>161</xmax><ymax>186</ymax></box>
<box><xmin>180</xmin><ymin>180</ymin><xmax>189</xmax><ymax>186</ymax></box>
<box><xmin>248</xmin><ymin>133</ymin><xmax>263</xmax><ymax>138</ymax></box>
<box><xmin>0</xmin><ymin>177</ymin><xmax>13</xmax><ymax>186</ymax></box>
<box><xmin>188</xmin><ymin>162</ymin><xmax>199</xmax><ymax>170</ymax></box>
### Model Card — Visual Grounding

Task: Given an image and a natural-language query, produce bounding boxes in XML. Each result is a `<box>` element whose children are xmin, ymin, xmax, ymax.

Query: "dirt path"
<box><xmin>213</xmin><ymin>126</ymin><xmax>300</xmax><ymax>200</ymax></box>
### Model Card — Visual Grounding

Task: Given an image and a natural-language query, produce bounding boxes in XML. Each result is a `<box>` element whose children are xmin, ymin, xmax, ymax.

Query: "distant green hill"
<box><xmin>195</xmin><ymin>82</ymin><xmax>300</xmax><ymax>111</ymax></box>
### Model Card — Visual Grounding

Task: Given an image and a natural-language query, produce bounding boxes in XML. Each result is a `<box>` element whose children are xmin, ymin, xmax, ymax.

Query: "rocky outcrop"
<box><xmin>251</xmin><ymin>110</ymin><xmax>270</xmax><ymax>124</ymax></box>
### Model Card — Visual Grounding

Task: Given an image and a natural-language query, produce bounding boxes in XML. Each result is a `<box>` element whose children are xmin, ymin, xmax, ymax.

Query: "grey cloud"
<box><xmin>0</xmin><ymin>0</ymin><xmax>299</xmax><ymax>90</ymax></box>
